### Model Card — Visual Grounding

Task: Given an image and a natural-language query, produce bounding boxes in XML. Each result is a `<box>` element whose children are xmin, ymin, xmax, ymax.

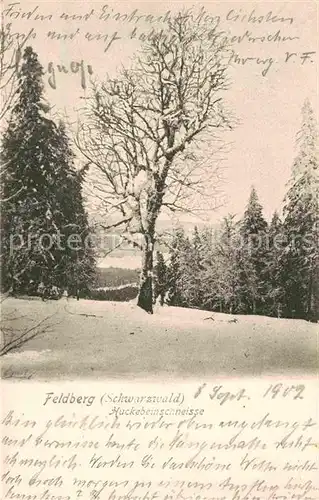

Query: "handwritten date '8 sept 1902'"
<box><xmin>193</xmin><ymin>383</ymin><xmax>305</xmax><ymax>405</ymax></box>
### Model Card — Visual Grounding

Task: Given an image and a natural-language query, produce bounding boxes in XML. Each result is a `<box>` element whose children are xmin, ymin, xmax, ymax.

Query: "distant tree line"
<box><xmin>95</xmin><ymin>267</ymin><xmax>139</xmax><ymax>289</ymax></box>
<box><xmin>154</xmin><ymin>101</ymin><xmax>318</xmax><ymax>322</ymax></box>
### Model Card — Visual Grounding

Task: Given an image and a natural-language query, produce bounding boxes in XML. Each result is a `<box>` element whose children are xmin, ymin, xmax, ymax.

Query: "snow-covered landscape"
<box><xmin>1</xmin><ymin>5</ymin><xmax>318</xmax><ymax>381</ymax></box>
<box><xmin>1</xmin><ymin>297</ymin><xmax>317</xmax><ymax>380</ymax></box>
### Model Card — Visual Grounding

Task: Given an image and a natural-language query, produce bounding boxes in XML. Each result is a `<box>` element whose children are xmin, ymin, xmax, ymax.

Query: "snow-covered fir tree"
<box><xmin>238</xmin><ymin>187</ymin><xmax>268</xmax><ymax>314</ymax></box>
<box><xmin>213</xmin><ymin>215</ymin><xmax>242</xmax><ymax>314</ymax></box>
<box><xmin>185</xmin><ymin>226</ymin><xmax>206</xmax><ymax>308</ymax></box>
<box><xmin>1</xmin><ymin>47</ymin><xmax>95</xmax><ymax>296</ymax></box>
<box><xmin>264</xmin><ymin>211</ymin><xmax>285</xmax><ymax>317</ymax></box>
<box><xmin>282</xmin><ymin>99</ymin><xmax>318</xmax><ymax>320</ymax></box>
<box><xmin>167</xmin><ymin>227</ymin><xmax>191</xmax><ymax>307</ymax></box>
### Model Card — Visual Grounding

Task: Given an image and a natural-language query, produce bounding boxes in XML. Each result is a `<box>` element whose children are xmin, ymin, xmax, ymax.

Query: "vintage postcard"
<box><xmin>0</xmin><ymin>0</ymin><xmax>318</xmax><ymax>499</ymax></box>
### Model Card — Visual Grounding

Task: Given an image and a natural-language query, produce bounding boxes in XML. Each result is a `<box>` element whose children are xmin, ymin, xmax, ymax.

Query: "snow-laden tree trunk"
<box><xmin>252</xmin><ymin>299</ymin><xmax>256</xmax><ymax>315</ymax></box>
<box><xmin>137</xmin><ymin>233</ymin><xmax>155</xmax><ymax>314</ymax></box>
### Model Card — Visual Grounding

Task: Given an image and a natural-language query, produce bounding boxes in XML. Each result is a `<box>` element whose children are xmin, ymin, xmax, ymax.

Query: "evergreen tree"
<box><xmin>153</xmin><ymin>251</ymin><xmax>168</xmax><ymax>305</ymax></box>
<box><xmin>282</xmin><ymin>100</ymin><xmax>318</xmax><ymax>320</ymax></box>
<box><xmin>167</xmin><ymin>227</ymin><xmax>191</xmax><ymax>307</ymax></box>
<box><xmin>192</xmin><ymin>226</ymin><xmax>202</xmax><ymax>267</ymax></box>
<box><xmin>238</xmin><ymin>187</ymin><xmax>268</xmax><ymax>314</ymax></box>
<box><xmin>214</xmin><ymin>215</ymin><xmax>242</xmax><ymax>313</ymax></box>
<box><xmin>241</xmin><ymin>187</ymin><xmax>268</xmax><ymax>236</ymax></box>
<box><xmin>200</xmin><ymin>228</ymin><xmax>218</xmax><ymax>311</ymax></box>
<box><xmin>1</xmin><ymin>46</ymin><xmax>95</xmax><ymax>296</ymax></box>
<box><xmin>264</xmin><ymin>211</ymin><xmax>285</xmax><ymax>317</ymax></box>
<box><xmin>185</xmin><ymin>226</ymin><xmax>205</xmax><ymax>308</ymax></box>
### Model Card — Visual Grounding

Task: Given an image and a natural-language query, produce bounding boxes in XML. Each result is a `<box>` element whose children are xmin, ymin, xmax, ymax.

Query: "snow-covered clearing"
<box><xmin>1</xmin><ymin>297</ymin><xmax>317</xmax><ymax>380</ymax></box>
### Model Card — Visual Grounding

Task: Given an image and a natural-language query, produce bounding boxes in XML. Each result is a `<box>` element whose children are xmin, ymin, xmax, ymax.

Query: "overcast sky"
<box><xmin>5</xmin><ymin>0</ymin><xmax>318</xmax><ymax>224</ymax></box>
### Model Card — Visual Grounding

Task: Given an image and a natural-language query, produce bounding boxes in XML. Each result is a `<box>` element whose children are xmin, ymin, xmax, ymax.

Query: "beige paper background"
<box><xmin>1</xmin><ymin>378</ymin><xmax>319</xmax><ymax>499</ymax></box>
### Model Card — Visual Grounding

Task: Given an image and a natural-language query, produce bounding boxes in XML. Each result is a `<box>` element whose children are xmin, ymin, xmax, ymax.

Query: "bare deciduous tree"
<box><xmin>77</xmin><ymin>11</ymin><xmax>233</xmax><ymax>313</ymax></box>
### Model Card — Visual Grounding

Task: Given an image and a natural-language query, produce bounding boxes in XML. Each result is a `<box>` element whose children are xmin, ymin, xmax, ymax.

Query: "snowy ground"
<box><xmin>1</xmin><ymin>297</ymin><xmax>317</xmax><ymax>380</ymax></box>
